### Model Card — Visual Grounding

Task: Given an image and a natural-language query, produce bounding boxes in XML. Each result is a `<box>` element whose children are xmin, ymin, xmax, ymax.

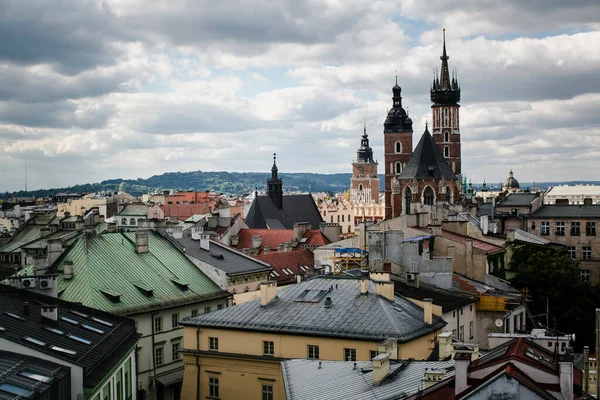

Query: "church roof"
<box><xmin>245</xmin><ymin>195</ymin><xmax>323</xmax><ymax>229</ymax></box>
<box><xmin>503</xmin><ymin>170</ymin><xmax>520</xmax><ymax>189</ymax></box>
<box><xmin>396</xmin><ymin>126</ymin><xmax>457</xmax><ymax>180</ymax></box>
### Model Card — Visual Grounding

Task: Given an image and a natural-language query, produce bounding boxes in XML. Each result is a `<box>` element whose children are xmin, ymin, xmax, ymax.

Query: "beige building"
<box><xmin>179</xmin><ymin>274</ymin><xmax>446</xmax><ymax>400</ymax></box>
<box><xmin>544</xmin><ymin>184</ymin><xmax>600</xmax><ymax>205</ymax></box>
<box><xmin>57</xmin><ymin>196</ymin><xmax>117</xmax><ymax>218</ymax></box>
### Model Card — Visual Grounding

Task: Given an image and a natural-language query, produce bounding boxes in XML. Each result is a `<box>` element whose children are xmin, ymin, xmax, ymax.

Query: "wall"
<box><xmin>466</xmin><ymin>373</ymin><xmax>544</xmax><ymax>400</ymax></box>
<box><xmin>87</xmin><ymin>351</ymin><xmax>137</xmax><ymax>400</ymax></box>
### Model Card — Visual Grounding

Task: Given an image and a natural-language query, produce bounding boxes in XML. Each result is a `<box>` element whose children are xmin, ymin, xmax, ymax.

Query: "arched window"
<box><xmin>444</xmin><ymin>107</ymin><xmax>449</xmax><ymax>127</ymax></box>
<box><xmin>342</xmin><ymin>215</ymin><xmax>344</xmax><ymax>222</ymax></box>
<box><xmin>358</xmin><ymin>184</ymin><xmax>363</xmax><ymax>191</ymax></box>
<box><xmin>130</xmin><ymin>218</ymin><xmax>136</xmax><ymax>225</ymax></box>
<box><xmin>444</xmin><ymin>131</ymin><xmax>449</xmax><ymax>142</ymax></box>
<box><xmin>395</xmin><ymin>162</ymin><xmax>402</xmax><ymax>174</ymax></box>
<box><xmin>404</xmin><ymin>187</ymin><xmax>412</xmax><ymax>214</ymax></box>
<box><xmin>121</xmin><ymin>218</ymin><xmax>127</xmax><ymax>225</ymax></box>
<box><xmin>444</xmin><ymin>146</ymin><xmax>450</xmax><ymax>158</ymax></box>
<box><xmin>423</xmin><ymin>186</ymin><xmax>435</xmax><ymax>206</ymax></box>
<box><xmin>446</xmin><ymin>186</ymin><xmax>453</xmax><ymax>204</ymax></box>
<box><xmin>395</xmin><ymin>141</ymin><xmax>402</xmax><ymax>153</ymax></box>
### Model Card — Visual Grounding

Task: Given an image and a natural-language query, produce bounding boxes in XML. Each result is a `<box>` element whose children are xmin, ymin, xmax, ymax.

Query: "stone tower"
<box><xmin>267</xmin><ymin>153</ymin><xmax>283</xmax><ymax>209</ymax></box>
<box><xmin>431</xmin><ymin>29</ymin><xmax>462</xmax><ymax>175</ymax></box>
<box><xmin>383</xmin><ymin>78</ymin><xmax>413</xmax><ymax>219</ymax></box>
<box><xmin>350</xmin><ymin>123</ymin><xmax>380</xmax><ymax>204</ymax></box>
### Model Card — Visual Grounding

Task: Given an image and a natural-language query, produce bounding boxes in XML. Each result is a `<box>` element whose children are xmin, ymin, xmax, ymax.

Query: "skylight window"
<box><xmin>50</xmin><ymin>345</ymin><xmax>77</xmax><ymax>357</ymax></box>
<box><xmin>91</xmin><ymin>317</ymin><xmax>113</xmax><ymax>327</ymax></box>
<box><xmin>61</xmin><ymin>316</ymin><xmax>79</xmax><ymax>325</ymax></box>
<box><xmin>70</xmin><ymin>310</ymin><xmax>89</xmax><ymax>318</ymax></box>
<box><xmin>68</xmin><ymin>334</ymin><xmax>91</xmax><ymax>345</ymax></box>
<box><xmin>24</xmin><ymin>336</ymin><xmax>46</xmax><ymax>346</ymax></box>
<box><xmin>0</xmin><ymin>383</ymin><xmax>32</xmax><ymax>397</ymax></box>
<box><xmin>4</xmin><ymin>312</ymin><xmax>26</xmax><ymax>321</ymax></box>
<box><xmin>44</xmin><ymin>327</ymin><xmax>65</xmax><ymax>335</ymax></box>
<box><xmin>19</xmin><ymin>370</ymin><xmax>52</xmax><ymax>383</ymax></box>
<box><xmin>282</xmin><ymin>269</ymin><xmax>291</xmax><ymax>276</ymax></box>
<box><xmin>82</xmin><ymin>324</ymin><xmax>104</xmax><ymax>334</ymax></box>
<box><xmin>0</xmin><ymin>326</ymin><xmax>5</xmax><ymax>332</ymax></box>
<box><xmin>270</xmin><ymin>271</ymin><xmax>280</xmax><ymax>277</ymax></box>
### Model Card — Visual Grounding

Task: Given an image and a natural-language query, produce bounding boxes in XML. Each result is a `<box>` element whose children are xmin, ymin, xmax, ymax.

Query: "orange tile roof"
<box><xmin>160</xmin><ymin>203</ymin><xmax>211</xmax><ymax>220</ymax></box>
<box><xmin>236</xmin><ymin>229</ymin><xmax>329</xmax><ymax>254</ymax></box>
<box><xmin>254</xmin><ymin>249</ymin><xmax>314</xmax><ymax>283</ymax></box>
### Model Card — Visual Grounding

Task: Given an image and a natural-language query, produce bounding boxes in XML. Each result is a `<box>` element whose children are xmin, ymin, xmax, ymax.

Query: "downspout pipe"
<box><xmin>151</xmin><ymin>311</ymin><xmax>159</xmax><ymax>387</ymax></box>
<box><xmin>196</xmin><ymin>326</ymin><xmax>201</xmax><ymax>400</ymax></box>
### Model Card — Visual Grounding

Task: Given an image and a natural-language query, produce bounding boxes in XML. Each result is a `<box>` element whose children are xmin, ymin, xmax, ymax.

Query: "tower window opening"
<box><xmin>395</xmin><ymin>141</ymin><xmax>402</xmax><ymax>153</ymax></box>
<box><xmin>395</xmin><ymin>162</ymin><xmax>402</xmax><ymax>174</ymax></box>
<box><xmin>358</xmin><ymin>184</ymin><xmax>363</xmax><ymax>191</ymax></box>
<box><xmin>444</xmin><ymin>146</ymin><xmax>450</xmax><ymax>158</ymax></box>
<box><xmin>444</xmin><ymin>131</ymin><xmax>449</xmax><ymax>142</ymax></box>
<box><xmin>424</xmin><ymin>186</ymin><xmax>435</xmax><ymax>206</ymax></box>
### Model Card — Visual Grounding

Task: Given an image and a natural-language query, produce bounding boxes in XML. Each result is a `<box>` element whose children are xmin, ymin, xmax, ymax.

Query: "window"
<box><xmin>154</xmin><ymin>347</ymin><xmax>164</xmax><ymax>366</ymax></box>
<box><xmin>444</xmin><ymin>146</ymin><xmax>450</xmax><ymax>158</ymax></box>
<box><xmin>116</xmin><ymin>368</ymin><xmax>123</xmax><ymax>400</ymax></box>
<box><xmin>567</xmin><ymin>246</ymin><xmax>576</xmax><ymax>259</ymax></box>
<box><xmin>395</xmin><ymin>162</ymin><xmax>401</xmax><ymax>174</ymax></box>
<box><xmin>217</xmin><ymin>304</ymin><xmax>223</xmax><ymax>310</ymax></box>
<box><xmin>514</xmin><ymin>314</ymin><xmax>518</xmax><ymax>332</ymax></box>
<box><xmin>541</xmin><ymin>221</ymin><xmax>550</xmax><ymax>236</ymax></box>
<box><xmin>337</xmin><ymin>215</ymin><xmax>340</xmax><ymax>223</ymax></box>
<box><xmin>587</xmin><ymin>222</ymin><xmax>596</xmax><ymax>236</ymax></box>
<box><xmin>571</xmin><ymin>222</ymin><xmax>580</xmax><ymax>236</ymax></box>
<box><xmin>395</xmin><ymin>141</ymin><xmax>401</xmax><ymax>153</ymax></box>
<box><xmin>262</xmin><ymin>384</ymin><xmax>274</xmax><ymax>400</ymax></box>
<box><xmin>130</xmin><ymin>218</ymin><xmax>136</xmax><ymax>225</ymax></box>
<box><xmin>581</xmin><ymin>270</ymin><xmax>591</xmax><ymax>282</ymax></box>
<box><xmin>452</xmin><ymin>329</ymin><xmax>456</xmax><ymax>337</ymax></box>
<box><xmin>342</xmin><ymin>215</ymin><xmax>344</xmax><ymax>222</ymax></box>
<box><xmin>344</xmin><ymin>348</ymin><xmax>356</xmax><ymax>361</ymax></box>
<box><xmin>470</xmin><ymin>304</ymin><xmax>473</xmax><ymax>312</ymax></box>
<box><xmin>505</xmin><ymin>318</ymin><xmax>510</xmax><ymax>334</ymax></box>
<box><xmin>191</xmin><ymin>309</ymin><xmax>198</xmax><ymax>317</ymax></box>
<box><xmin>330</xmin><ymin>215</ymin><xmax>333</xmax><ymax>223</ymax></box>
<box><xmin>469</xmin><ymin>321</ymin><xmax>473</xmax><ymax>339</ymax></box>
<box><xmin>370</xmin><ymin>350</ymin><xmax>378</xmax><ymax>360</ymax></box>
<box><xmin>423</xmin><ymin>186</ymin><xmax>434</xmax><ymax>206</ymax></box>
<box><xmin>308</xmin><ymin>345</ymin><xmax>319</xmax><ymax>359</ymax></box>
<box><xmin>444</xmin><ymin>131</ymin><xmax>449</xmax><ymax>142</ymax></box>
<box><xmin>209</xmin><ymin>377</ymin><xmax>219</xmax><ymax>398</ymax></box>
<box><xmin>153</xmin><ymin>316</ymin><xmax>162</xmax><ymax>333</ymax></box>
<box><xmin>125</xmin><ymin>358</ymin><xmax>132</xmax><ymax>400</ymax></box>
<box><xmin>263</xmin><ymin>341</ymin><xmax>274</xmax><ymax>356</ymax></box>
<box><xmin>172</xmin><ymin>313</ymin><xmax>179</xmax><ymax>328</ymax></box>
<box><xmin>121</xmin><ymin>218</ymin><xmax>127</xmax><ymax>225</ymax></box>
<box><xmin>548</xmin><ymin>342</ymin><xmax>553</xmax><ymax>347</ymax></box>
<box><xmin>209</xmin><ymin>337</ymin><xmax>219</xmax><ymax>351</ymax></box>
<box><xmin>172</xmin><ymin>342</ymin><xmax>180</xmax><ymax>361</ymax></box>
<box><xmin>204</xmin><ymin>306</ymin><xmax>211</xmax><ymax>314</ymax></box>
<box><xmin>583</xmin><ymin>246</ymin><xmax>592</xmax><ymax>260</ymax></box>
<box><xmin>459</xmin><ymin>325</ymin><xmax>464</xmax><ymax>342</ymax></box>
<box><xmin>556</xmin><ymin>221</ymin><xmax>565</xmax><ymax>235</ymax></box>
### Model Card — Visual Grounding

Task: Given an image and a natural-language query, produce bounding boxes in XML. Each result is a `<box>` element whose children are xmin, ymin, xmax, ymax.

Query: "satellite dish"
<box><xmin>495</xmin><ymin>319</ymin><xmax>503</xmax><ymax>327</ymax></box>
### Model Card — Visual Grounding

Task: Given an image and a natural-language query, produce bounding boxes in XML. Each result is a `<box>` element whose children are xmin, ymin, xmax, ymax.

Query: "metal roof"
<box><xmin>0</xmin><ymin>284</ymin><xmax>139</xmax><ymax>389</ymax></box>
<box><xmin>282</xmin><ymin>359</ymin><xmax>454</xmax><ymax>400</ymax></box>
<box><xmin>245</xmin><ymin>195</ymin><xmax>323</xmax><ymax>229</ymax></box>
<box><xmin>0</xmin><ymin>223</ymin><xmax>49</xmax><ymax>253</ymax></box>
<box><xmin>396</xmin><ymin>127</ymin><xmax>457</xmax><ymax>180</ymax></box>
<box><xmin>181</xmin><ymin>276</ymin><xmax>446</xmax><ymax>342</ymax></box>
<box><xmin>49</xmin><ymin>231</ymin><xmax>229</xmax><ymax>315</ymax></box>
<box><xmin>530</xmin><ymin>205</ymin><xmax>600</xmax><ymax>219</ymax></box>
<box><xmin>117</xmin><ymin>204</ymin><xmax>148</xmax><ymax>216</ymax></box>
<box><xmin>394</xmin><ymin>280</ymin><xmax>478</xmax><ymax>313</ymax></box>
<box><xmin>498</xmin><ymin>193</ymin><xmax>538</xmax><ymax>207</ymax></box>
<box><xmin>177</xmin><ymin>237</ymin><xmax>271</xmax><ymax>277</ymax></box>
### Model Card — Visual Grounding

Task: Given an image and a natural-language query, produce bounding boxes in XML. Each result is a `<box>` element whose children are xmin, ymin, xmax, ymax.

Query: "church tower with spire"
<box><xmin>351</xmin><ymin>123</ymin><xmax>380</xmax><ymax>204</ymax></box>
<box><xmin>267</xmin><ymin>153</ymin><xmax>283</xmax><ymax>209</ymax></box>
<box><xmin>431</xmin><ymin>29</ymin><xmax>462</xmax><ymax>175</ymax></box>
<box><xmin>383</xmin><ymin>78</ymin><xmax>414</xmax><ymax>219</ymax></box>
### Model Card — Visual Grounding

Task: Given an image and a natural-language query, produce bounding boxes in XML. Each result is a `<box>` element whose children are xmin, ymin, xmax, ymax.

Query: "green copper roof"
<box><xmin>53</xmin><ymin>231</ymin><xmax>229</xmax><ymax>315</ymax></box>
<box><xmin>118</xmin><ymin>204</ymin><xmax>149</xmax><ymax>216</ymax></box>
<box><xmin>0</xmin><ymin>223</ymin><xmax>48</xmax><ymax>253</ymax></box>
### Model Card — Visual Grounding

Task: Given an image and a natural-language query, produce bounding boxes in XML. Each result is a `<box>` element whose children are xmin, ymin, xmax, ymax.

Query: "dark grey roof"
<box><xmin>397</xmin><ymin>127</ymin><xmax>457</xmax><ymax>180</ymax></box>
<box><xmin>393</xmin><ymin>280</ymin><xmax>478</xmax><ymax>313</ymax></box>
<box><xmin>282</xmin><ymin>359</ymin><xmax>454</xmax><ymax>400</ymax></box>
<box><xmin>498</xmin><ymin>193</ymin><xmax>538</xmax><ymax>207</ymax></box>
<box><xmin>176</xmin><ymin>238</ymin><xmax>271</xmax><ymax>277</ymax></box>
<box><xmin>181</xmin><ymin>276</ymin><xmax>446</xmax><ymax>342</ymax></box>
<box><xmin>530</xmin><ymin>205</ymin><xmax>600</xmax><ymax>219</ymax></box>
<box><xmin>0</xmin><ymin>285</ymin><xmax>140</xmax><ymax>389</ymax></box>
<box><xmin>245</xmin><ymin>194</ymin><xmax>323</xmax><ymax>229</ymax></box>
<box><xmin>0</xmin><ymin>351</ymin><xmax>71</xmax><ymax>400</ymax></box>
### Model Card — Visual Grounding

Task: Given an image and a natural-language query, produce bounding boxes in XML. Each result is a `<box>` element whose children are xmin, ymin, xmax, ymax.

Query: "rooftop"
<box><xmin>161</xmin><ymin>203</ymin><xmax>211</xmax><ymax>220</ymax></box>
<box><xmin>181</xmin><ymin>276</ymin><xmax>446</xmax><ymax>342</ymax></box>
<box><xmin>0</xmin><ymin>285</ymin><xmax>140</xmax><ymax>389</ymax></box>
<box><xmin>245</xmin><ymin>194</ymin><xmax>323</xmax><ymax>229</ymax></box>
<box><xmin>397</xmin><ymin>127</ymin><xmax>457</xmax><ymax>180</ymax></box>
<box><xmin>176</xmin><ymin>237</ymin><xmax>271</xmax><ymax>277</ymax></box>
<box><xmin>546</xmin><ymin>184</ymin><xmax>600</xmax><ymax>196</ymax></box>
<box><xmin>235</xmin><ymin>228</ymin><xmax>330</xmax><ymax>254</ymax></box>
<box><xmin>254</xmin><ymin>249</ymin><xmax>315</xmax><ymax>283</ymax></box>
<box><xmin>497</xmin><ymin>192</ymin><xmax>539</xmax><ymax>207</ymax></box>
<box><xmin>530</xmin><ymin>205</ymin><xmax>600</xmax><ymax>218</ymax></box>
<box><xmin>411</xmin><ymin>227</ymin><xmax>504</xmax><ymax>254</ymax></box>
<box><xmin>117</xmin><ymin>204</ymin><xmax>149</xmax><ymax>216</ymax></box>
<box><xmin>393</xmin><ymin>279</ymin><xmax>478</xmax><ymax>313</ymax></box>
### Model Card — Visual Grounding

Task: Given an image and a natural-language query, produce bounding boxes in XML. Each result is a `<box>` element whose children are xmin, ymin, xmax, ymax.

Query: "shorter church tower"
<box><xmin>267</xmin><ymin>153</ymin><xmax>283</xmax><ymax>209</ymax></box>
<box><xmin>351</xmin><ymin>124</ymin><xmax>380</xmax><ymax>204</ymax></box>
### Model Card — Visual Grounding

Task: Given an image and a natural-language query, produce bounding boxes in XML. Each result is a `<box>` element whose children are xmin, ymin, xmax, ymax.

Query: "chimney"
<box><xmin>191</xmin><ymin>227</ymin><xmax>203</xmax><ymax>240</ymax></box>
<box><xmin>277</xmin><ymin>243</ymin><xmax>285</xmax><ymax>253</ymax></box>
<box><xmin>377</xmin><ymin>338</ymin><xmax>398</xmax><ymax>360</ymax></box>
<box><xmin>360</xmin><ymin>278</ymin><xmax>369</xmax><ymax>295</ymax></box>
<box><xmin>375</xmin><ymin>282</ymin><xmax>394</xmax><ymax>301</ymax></box>
<box><xmin>41</xmin><ymin>305</ymin><xmax>58</xmax><ymax>322</ymax></box>
<box><xmin>438</xmin><ymin>331</ymin><xmax>453</xmax><ymax>360</ymax></box>
<box><xmin>423</xmin><ymin>298</ymin><xmax>433</xmax><ymax>325</ymax></box>
<box><xmin>324</xmin><ymin>297</ymin><xmax>333</xmax><ymax>308</ymax></box>
<box><xmin>252</xmin><ymin>235</ymin><xmax>262</xmax><ymax>248</ymax></box>
<box><xmin>454</xmin><ymin>351</ymin><xmax>471</xmax><ymax>396</ymax></box>
<box><xmin>230</xmin><ymin>234</ymin><xmax>239</xmax><ymax>246</ymax></box>
<box><xmin>369</xmin><ymin>272</ymin><xmax>391</xmax><ymax>282</ymax></box>
<box><xmin>559</xmin><ymin>362</ymin><xmax>574</xmax><ymax>400</ymax></box>
<box><xmin>263</xmin><ymin>245</ymin><xmax>271</xmax><ymax>255</ymax></box>
<box><xmin>260</xmin><ymin>281</ymin><xmax>278</xmax><ymax>306</ymax></box>
<box><xmin>170</xmin><ymin>226</ymin><xmax>183</xmax><ymax>239</ymax></box>
<box><xmin>583</xmin><ymin>346</ymin><xmax>589</xmax><ymax>394</ymax></box>
<box><xmin>135</xmin><ymin>231</ymin><xmax>149</xmax><ymax>254</ymax></box>
<box><xmin>372</xmin><ymin>353</ymin><xmax>390</xmax><ymax>385</ymax></box>
<box><xmin>293</xmin><ymin>222</ymin><xmax>311</xmax><ymax>241</ymax></box>
<box><xmin>429</xmin><ymin>224</ymin><xmax>442</xmax><ymax>236</ymax></box>
<box><xmin>200</xmin><ymin>234</ymin><xmax>210</xmax><ymax>251</ymax></box>
<box><xmin>107</xmin><ymin>222</ymin><xmax>117</xmax><ymax>233</ymax></box>
<box><xmin>64</xmin><ymin>261</ymin><xmax>74</xmax><ymax>280</ymax></box>
<box><xmin>319</xmin><ymin>222</ymin><xmax>341</xmax><ymax>243</ymax></box>
<box><xmin>465</xmin><ymin>239</ymin><xmax>473</xmax><ymax>278</ymax></box>
<box><xmin>296</xmin><ymin>274</ymin><xmax>302</xmax><ymax>283</ymax></box>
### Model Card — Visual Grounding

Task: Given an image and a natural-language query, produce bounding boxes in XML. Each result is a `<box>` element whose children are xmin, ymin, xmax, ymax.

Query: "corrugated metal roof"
<box><xmin>181</xmin><ymin>276</ymin><xmax>446</xmax><ymax>342</ymax></box>
<box><xmin>53</xmin><ymin>231</ymin><xmax>229</xmax><ymax>315</ymax></box>
<box><xmin>282</xmin><ymin>359</ymin><xmax>454</xmax><ymax>400</ymax></box>
<box><xmin>118</xmin><ymin>204</ymin><xmax>148</xmax><ymax>216</ymax></box>
<box><xmin>0</xmin><ymin>224</ymin><xmax>48</xmax><ymax>253</ymax></box>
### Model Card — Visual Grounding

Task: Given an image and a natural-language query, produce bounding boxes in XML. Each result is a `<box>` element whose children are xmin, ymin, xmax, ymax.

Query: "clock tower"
<box><xmin>350</xmin><ymin>123</ymin><xmax>380</xmax><ymax>204</ymax></box>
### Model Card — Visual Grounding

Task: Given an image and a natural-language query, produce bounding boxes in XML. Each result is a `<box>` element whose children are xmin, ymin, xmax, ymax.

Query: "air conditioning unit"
<box><xmin>20</xmin><ymin>278</ymin><xmax>36</xmax><ymax>289</ymax></box>
<box><xmin>39</xmin><ymin>278</ymin><xmax>53</xmax><ymax>290</ymax></box>
<box><xmin>406</xmin><ymin>273</ymin><xmax>415</xmax><ymax>281</ymax></box>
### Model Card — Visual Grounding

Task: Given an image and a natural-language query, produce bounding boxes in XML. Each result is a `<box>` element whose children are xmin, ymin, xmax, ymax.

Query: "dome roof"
<box><xmin>503</xmin><ymin>170</ymin><xmax>520</xmax><ymax>189</ymax></box>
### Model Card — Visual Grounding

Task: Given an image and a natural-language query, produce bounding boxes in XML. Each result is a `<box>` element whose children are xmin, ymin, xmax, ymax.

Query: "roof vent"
<box><xmin>211</xmin><ymin>254</ymin><xmax>225</xmax><ymax>260</ymax></box>
<box><xmin>324</xmin><ymin>297</ymin><xmax>333</xmax><ymax>308</ymax></box>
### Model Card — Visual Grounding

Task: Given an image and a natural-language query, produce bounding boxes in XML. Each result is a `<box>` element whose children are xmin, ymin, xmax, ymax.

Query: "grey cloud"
<box><xmin>0</xmin><ymin>101</ymin><xmax>115</xmax><ymax>129</ymax></box>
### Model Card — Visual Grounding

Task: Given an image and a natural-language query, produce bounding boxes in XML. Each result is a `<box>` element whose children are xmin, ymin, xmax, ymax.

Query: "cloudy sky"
<box><xmin>1</xmin><ymin>0</ymin><xmax>599</xmax><ymax>192</ymax></box>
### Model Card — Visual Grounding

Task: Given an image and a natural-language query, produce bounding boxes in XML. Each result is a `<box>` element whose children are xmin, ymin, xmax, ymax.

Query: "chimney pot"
<box><xmin>324</xmin><ymin>297</ymin><xmax>333</xmax><ymax>308</ymax></box>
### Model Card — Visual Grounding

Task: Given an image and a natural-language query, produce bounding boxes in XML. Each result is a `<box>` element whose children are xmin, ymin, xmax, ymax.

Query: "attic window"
<box><xmin>100</xmin><ymin>289</ymin><xmax>121</xmax><ymax>303</ymax></box>
<box><xmin>270</xmin><ymin>271</ymin><xmax>280</xmax><ymax>278</ymax></box>
<box><xmin>172</xmin><ymin>280</ymin><xmax>189</xmax><ymax>291</ymax></box>
<box><xmin>282</xmin><ymin>269</ymin><xmax>291</xmax><ymax>276</ymax></box>
<box><xmin>82</xmin><ymin>324</ymin><xmax>105</xmax><ymax>334</ymax></box>
<box><xmin>133</xmin><ymin>284</ymin><xmax>154</xmax><ymax>297</ymax></box>
<box><xmin>23</xmin><ymin>336</ymin><xmax>46</xmax><ymax>347</ymax></box>
<box><xmin>70</xmin><ymin>310</ymin><xmax>89</xmax><ymax>319</ymax></box>
<box><xmin>4</xmin><ymin>312</ymin><xmax>26</xmax><ymax>321</ymax></box>
<box><xmin>427</xmin><ymin>166</ymin><xmax>434</xmax><ymax>177</ymax></box>
<box><xmin>210</xmin><ymin>254</ymin><xmax>225</xmax><ymax>260</ymax></box>
<box><xmin>50</xmin><ymin>345</ymin><xmax>77</xmax><ymax>357</ymax></box>
<box><xmin>60</xmin><ymin>316</ymin><xmax>79</xmax><ymax>325</ymax></box>
<box><xmin>91</xmin><ymin>317</ymin><xmax>114</xmax><ymax>327</ymax></box>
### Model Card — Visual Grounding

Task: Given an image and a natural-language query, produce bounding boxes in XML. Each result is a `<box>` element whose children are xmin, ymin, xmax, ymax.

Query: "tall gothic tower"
<box><xmin>350</xmin><ymin>123</ymin><xmax>379</xmax><ymax>204</ymax></box>
<box><xmin>267</xmin><ymin>153</ymin><xmax>283</xmax><ymax>209</ymax></box>
<box><xmin>383</xmin><ymin>78</ymin><xmax>413</xmax><ymax>219</ymax></box>
<box><xmin>431</xmin><ymin>29</ymin><xmax>462</xmax><ymax>175</ymax></box>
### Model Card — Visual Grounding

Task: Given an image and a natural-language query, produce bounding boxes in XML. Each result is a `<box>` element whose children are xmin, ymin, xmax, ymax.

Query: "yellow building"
<box><xmin>180</xmin><ymin>273</ymin><xmax>446</xmax><ymax>400</ymax></box>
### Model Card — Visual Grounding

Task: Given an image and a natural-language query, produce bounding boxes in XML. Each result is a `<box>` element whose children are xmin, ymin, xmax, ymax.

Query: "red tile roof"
<box><xmin>236</xmin><ymin>229</ymin><xmax>329</xmax><ymax>255</ymax></box>
<box><xmin>254</xmin><ymin>249</ymin><xmax>314</xmax><ymax>284</ymax></box>
<box><xmin>160</xmin><ymin>204</ymin><xmax>211</xmax><ymax>220</ymax></box>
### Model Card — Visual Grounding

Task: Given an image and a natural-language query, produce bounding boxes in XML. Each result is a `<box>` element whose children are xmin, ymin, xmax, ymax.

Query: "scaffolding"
<box><xmin>329</xmin><ymin>247</ymin><xmax>369</xmax><ymax>274</ymax></box>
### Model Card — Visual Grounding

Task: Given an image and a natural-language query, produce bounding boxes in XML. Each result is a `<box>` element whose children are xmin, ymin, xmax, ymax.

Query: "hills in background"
<box><xmin>2</xmin><ymin>170</ymin><xmax>600</xmax><ymax>199</ymax></box>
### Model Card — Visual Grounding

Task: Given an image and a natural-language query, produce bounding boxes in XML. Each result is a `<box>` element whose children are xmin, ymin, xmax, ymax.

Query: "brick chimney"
<box><xmin>135</xmin><ymin>231</ymin><xmax>149</xmax><ymax>254</ymax></box>
<box><xmin>372</xmin><ymin>353</ymin><xmax>390</xmax><ymax>385</ymax></box>
<box><xmin>41</xmin><ymin>305</ymin><xmax>58</xmax><ymax>322</ymax></box>
<box><xmin>375</xmin><ymin>282</ymin><xmax>394</xmax><ymax>301</ymax></box>
<box><xmin>423</xmin><ymin>298</ymin><xmax>433</xmax><ymax>325</ymax></box>
<box><xmin>260</xmin><ymin>281</ymin><xmax>277</xmax><ymax>306</ymax></box>
<box><xmin>293</xmin><ymin>222</ymin><xmax>311</xmax><ymax>241</ymax></box>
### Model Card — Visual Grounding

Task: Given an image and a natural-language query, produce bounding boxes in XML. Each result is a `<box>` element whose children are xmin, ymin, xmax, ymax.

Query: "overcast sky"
<box><xmin>1</xmin><ymin>0</ymin><xmax>599</xmax><ymax>192</ymax></box>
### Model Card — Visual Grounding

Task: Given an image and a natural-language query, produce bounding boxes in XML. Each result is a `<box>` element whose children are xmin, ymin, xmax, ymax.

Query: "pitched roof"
<box><xmin>254</xmin><ymin>249</ymin><xmax>314</xmax><ymax>283</ymax></box>
<box><xmin>235</xmin><ymin>229</ymin><xmax>330</xmax><ymax>254</ymax></box>
<box><xmin>0</xmin><ymin>221</ymin><xmax>50</xmax><ymax>253</ymax></box>
<box><xmin>497</xmin><ymin>192</ymin><xmax>538</xmax><ymax>207</ymax></box>
<box><xmin>181</xmin><ymin>276</ymin><xmax>446</xmax><ymax>342</ymax></box>
<box><xmin>0</xmin><ymin>284</ymin><xmax>140</xmax><ymax>389</ymax></box>
<box><xmin>46</xmin><ymin>231</ymin><xmax>229</xmax><ymax>315</ymax></box>
<box><xmin>245</xmin><ymin>195</ymin><xmax>323</xmax><ymax>229</ymax></box>
<box><xmin>282</xmin><ymin>359</ymin><xmax>454</xmax><ymax>400</ymax></box>
<box><xmin>530</xmin><ymin>205</ymin><xmax>600</xmax><ymax>218</ymax></box>
<box><xmin>176</xmin><ymin>237</ymin><xmax>271</xmax><ymax>277</ymax></box>
<box><xmin>393</xmin><ymin>279</ymin><xmax>478</xmax><ymax>313</ymax></box>
<box><xmin>410</xmin><ymin>227</ymin><xmax>503</xmax><ymax>253</ymax></box>
<box><xmin>161</xmin><ymin>203</ymin><xmax>211</xmax><ymax>220</ymax></box>
<box><xmin>397</xmin><ymin>127</ymin><xmax>457</xmax><ymax>180</ymax></box>
<box><xmin>118</xmin><ymin>204</ymin><xmax>149</xmax><ymax>216</ymax></box>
